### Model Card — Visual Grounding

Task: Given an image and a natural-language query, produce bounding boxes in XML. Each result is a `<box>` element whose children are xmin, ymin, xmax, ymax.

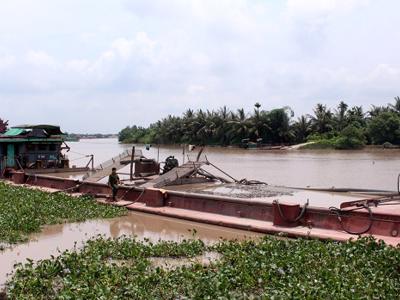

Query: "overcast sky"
<box><xmin>0</xmin><ymin>0</ymin><xmax>399</xmax><ymax>133</ymax></box>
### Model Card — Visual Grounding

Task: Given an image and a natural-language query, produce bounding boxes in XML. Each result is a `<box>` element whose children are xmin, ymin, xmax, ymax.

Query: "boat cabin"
<box><xmin>0</xmin><ymin>124</ymin><xmax>69</xmax><ymax>173</ymax></box>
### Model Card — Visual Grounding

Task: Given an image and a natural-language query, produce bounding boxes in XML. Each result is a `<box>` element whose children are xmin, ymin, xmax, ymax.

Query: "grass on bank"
<box><xmin>6</xmin><ymin>236</ymin><xmax>400</xmax><ymax>299</ymax></box>
<box><xmin>0</xmin><ymin>182</ymin><xmax>126</xmax><ymax>247</ymax></box>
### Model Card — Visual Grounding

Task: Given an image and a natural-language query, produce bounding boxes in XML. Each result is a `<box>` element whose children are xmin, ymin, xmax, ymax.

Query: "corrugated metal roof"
<box><xmin>0</xmin><ymin>138</ymin><xmax>63</xmax><ymax>143</ymax></box>
<box><xmin>3</xmin><ymin>128</ymin><xmax>25</xmax><ymax>136</ymax></box>
<box><xmin>12</xmin><ymin>124</ymin><xmax>62</xmax><ymax>134</ymax></box>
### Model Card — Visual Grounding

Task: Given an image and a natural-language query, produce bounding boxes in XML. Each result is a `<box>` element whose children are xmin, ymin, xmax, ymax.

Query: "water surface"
<box><xmin>68</xmin><ymin>139</ymin><xmax>400</xmax><ymax>191</ymax></box>
<box><xmin>0</xmin><ymin>211</ymin><xmax>262</xmax><ymax>287</ymax></box>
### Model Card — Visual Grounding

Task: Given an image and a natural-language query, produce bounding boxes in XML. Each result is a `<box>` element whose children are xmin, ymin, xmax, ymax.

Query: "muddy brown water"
<box><xmin>67</xmin><ymin>139</ymin><xmax>400</xmax><ymax>191</ymax></box>
<box><xmin>0</xmin><ymin>211</ymin><xmax>262</xmax><ymax>287</ymax></box>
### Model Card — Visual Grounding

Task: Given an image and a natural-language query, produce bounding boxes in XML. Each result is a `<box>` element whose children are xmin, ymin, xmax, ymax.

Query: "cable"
<box><xmin>329</xmin><ymin>204</ymin><xmax>373</xmax><ymax>235</ymax></box>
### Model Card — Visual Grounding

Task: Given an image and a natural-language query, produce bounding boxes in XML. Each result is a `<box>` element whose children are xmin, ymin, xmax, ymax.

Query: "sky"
<box><xmin>0</xmin><ymin>0</ymin><xmax>400</xmax><ymax>133</ymax></box>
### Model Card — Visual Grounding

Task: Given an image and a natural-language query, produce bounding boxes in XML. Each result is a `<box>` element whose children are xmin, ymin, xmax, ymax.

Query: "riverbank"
<box><xmin>120</xmin><ymin>140</ymin><xmax>400</xmax><ymax>151</ymax></box>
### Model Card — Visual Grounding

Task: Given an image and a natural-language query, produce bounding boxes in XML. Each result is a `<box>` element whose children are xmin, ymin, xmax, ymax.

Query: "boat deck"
<box><xmin>165</xmin><ymin>182</ymin><xmax>373</xmax><ymax>208</ymax></box>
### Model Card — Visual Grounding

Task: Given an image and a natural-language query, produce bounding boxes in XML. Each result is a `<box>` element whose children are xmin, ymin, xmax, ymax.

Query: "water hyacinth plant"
<box><xmin>6</xmin><ymin>236</ymin><xmax>400</xmax><ymax>299</ymax></box>
<box><xmin>0</xmin><ymin>182</ymin><xmax>126</xmax><ymax>246</ymax></box>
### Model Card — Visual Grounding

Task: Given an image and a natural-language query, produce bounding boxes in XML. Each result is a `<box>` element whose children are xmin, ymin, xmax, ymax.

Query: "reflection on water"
<box><xmin>66</xmin><ymin>139</ymin><xmax>400</xmax><ymax>191</ymax></box>
<box><xmin>0</xmin><ymin>211</ymin><xmax>262</xmax><ymax>287</ymax></box>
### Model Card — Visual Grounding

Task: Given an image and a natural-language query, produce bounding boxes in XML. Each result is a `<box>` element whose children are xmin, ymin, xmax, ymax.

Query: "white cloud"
<box><xmin>25</xmin><ymin>50</ymin><xmax>59</xmax><ymax>68</ymax></box>
<box><xmin>0</xmin><ymin>0</ymin><xmax>399</xmax><ymax>132</ymax></box>
<box><xmin>0</xmin><ymin>54</ymin><xmax>15</xmax><ymax>69</ymax></box>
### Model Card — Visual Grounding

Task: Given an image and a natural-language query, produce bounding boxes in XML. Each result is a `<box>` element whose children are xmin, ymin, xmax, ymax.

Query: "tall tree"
<box><xmin>228</xmin><ymin>108</ymin><xmax>251</xmax><ymax>143</ymax></box>
<box><xmin>367</xmin><ymin>112</ymin><xmax>400</xmax><ymax>144</ymax></box>
<box><xmin>389</xmin><ymin>96</ymin><xmax>400</xmax><ymax>113</ymax></box>
<box><xmin>249</xmin><ymin>108</ymin><xmax>270</xmax><ymax>140</ymax></box>
<box><xmin>309</xmin><ymin>103</ymin><xmax>333</xmax><ymax>134</ymax></box>
<box><xmin>334</xmin><ymin>101</ymin><xmax>348</xmax><ymax>131</ymax></box>
<box><xmin>266</xmin><ymin>108</ymin><xmax>293</xmax><ymax>143</ymax></box>
<box><xmin>292</xmin><ymin>115</ymin><xmax>312</xmax><ymax>143</ymax></box>
<box><xmin>368</xmin><ymin>105</ymin><xmax>390</xmax><ymax>118</ymax></box>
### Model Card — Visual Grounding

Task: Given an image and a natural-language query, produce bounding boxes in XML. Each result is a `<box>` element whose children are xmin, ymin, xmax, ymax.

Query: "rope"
<box><xmin>273</xmin><ymin>199</ymin><xmax>309</xmax><ymax>223</ymax></box>
<box><xmin>69</xmin><ymin>150</ymin><xmax>91</xmax><ymax>156</ymax></box>
<box><xmin>50</xmin><ymin>183</ymin><xmax>83</xmax><ymax>194</ymax></box>
<box><xmin>329</xmin><ymin>204</ymin><xmax>373</xmax><ymax>235</ymax></box>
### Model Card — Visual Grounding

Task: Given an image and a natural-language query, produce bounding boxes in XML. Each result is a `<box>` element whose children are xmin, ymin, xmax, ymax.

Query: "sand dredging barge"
<box><xmin>3</xmin><ymin>147</ymin><xmax>400</xmax><ymax>246</ymax></box>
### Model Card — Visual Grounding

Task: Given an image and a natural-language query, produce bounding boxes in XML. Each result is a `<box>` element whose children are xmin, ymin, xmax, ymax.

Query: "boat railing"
<box><xmin>95</xmin><ymin>149</ymin><xmax>129</xmax><ymax>171</ymax></box>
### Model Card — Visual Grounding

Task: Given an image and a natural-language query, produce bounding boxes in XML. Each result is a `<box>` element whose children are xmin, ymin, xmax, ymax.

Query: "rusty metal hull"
<box><xmin>8</xmin><ymin>172</ymin><xmax>400</xmax><ymax>245</ymax></box>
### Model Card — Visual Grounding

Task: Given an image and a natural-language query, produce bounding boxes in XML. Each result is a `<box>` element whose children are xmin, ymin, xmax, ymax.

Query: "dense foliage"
<box><xmin>0</xmin><ymin>118</ymin><xmax>8</xmax><ymax>134</ymax></box>
<box><xmin>0</xmin><ymin>182</ymin><xmax>126</xmax><ymax>246</ymax></box>
<box><xmin>119</xmin><ymin>97</ymin><xmax>400</xmax><ymax>149</ymax></box>
<box><xmin>6</xmin><ymin>236</ymin><xmax>400</xmax><ymax>299</ymax></box>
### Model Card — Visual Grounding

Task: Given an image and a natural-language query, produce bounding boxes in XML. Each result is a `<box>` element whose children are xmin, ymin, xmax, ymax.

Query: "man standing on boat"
<box><xmin>108</xmin><ymin>167</ymin><xmax>120</xmax><ymax>201</ymax></box>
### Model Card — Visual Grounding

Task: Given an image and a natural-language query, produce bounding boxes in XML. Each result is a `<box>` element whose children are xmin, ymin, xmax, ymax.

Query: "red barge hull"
<box><xmin>9</xmin><ymin>171</ymin><xmax>400</xmax><ymax>246</ymax></box>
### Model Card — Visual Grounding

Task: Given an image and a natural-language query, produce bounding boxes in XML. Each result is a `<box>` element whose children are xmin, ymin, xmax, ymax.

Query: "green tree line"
<box><xmin>118</xmin><ymin>97</ymin><xmax>400</xmax><ymax>149</ymax></box>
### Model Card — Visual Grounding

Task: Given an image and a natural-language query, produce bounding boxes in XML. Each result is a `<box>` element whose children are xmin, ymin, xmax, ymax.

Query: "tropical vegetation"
<box><xmin>6</xmin><ymin>236</ymin><xmax>400</xmax><ymax>299</ymax></box>
<box><xmin>0</xmin><ymin>182</ymin><xmax>125</xmax><ymax>247</ymax></box>
<box><xmin>119</xmin><ymin>97</ymin><xmax>400</xmax><ymax>149</ymax></box>
<box><xmin>0</xmin><ymin>118</ymin><xmax>8</xmax><ymax>134</ymax></box>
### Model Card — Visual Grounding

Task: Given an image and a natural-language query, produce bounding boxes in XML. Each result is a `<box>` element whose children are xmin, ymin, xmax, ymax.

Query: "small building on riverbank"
<box><xmin>0</xmin><ymin>124</ymin><xmax>69</xmax><ymax>173</ymax></box>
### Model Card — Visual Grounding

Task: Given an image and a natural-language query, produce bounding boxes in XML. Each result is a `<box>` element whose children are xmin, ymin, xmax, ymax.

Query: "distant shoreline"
<box><xmin>119</xmin><ymin>140</ymin><xmax>400</xmax><ymax>151</ymax></box>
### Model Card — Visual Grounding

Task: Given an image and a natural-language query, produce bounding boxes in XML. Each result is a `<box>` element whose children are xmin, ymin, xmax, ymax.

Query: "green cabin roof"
<box><xmin>3</xmin><ymin>128</ymin><xmax>25</xmax><ymax>136</ymax></box>
<box><xmin>0</xmin><ymin>124</ymin><xmax>64</xmax><ymax>143</ymax></box>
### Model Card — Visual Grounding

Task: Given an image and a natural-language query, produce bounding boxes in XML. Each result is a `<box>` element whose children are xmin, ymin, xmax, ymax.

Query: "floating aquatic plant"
<box><xmin>6</xmin><ymin>236</ymin><xmax>400</xmax><ymax>299</ymax></box>
<box><xmin>0</xmin><ymin>182</ymin><xmax>126</xmax><ymax>246</ymax></box>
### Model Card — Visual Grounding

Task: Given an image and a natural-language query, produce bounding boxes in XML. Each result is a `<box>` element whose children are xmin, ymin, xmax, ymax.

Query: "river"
<box><xmin>68</xmin><ymin>138</ymin><xmax>400</xmax><ymax>191</ymax></box>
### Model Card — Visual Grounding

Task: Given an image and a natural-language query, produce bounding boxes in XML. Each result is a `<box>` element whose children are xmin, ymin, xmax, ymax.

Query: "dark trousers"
<box><xmin>111</xmin><ymin>185</ymin><xmax>118</xmax><ymax>199</ymax></box>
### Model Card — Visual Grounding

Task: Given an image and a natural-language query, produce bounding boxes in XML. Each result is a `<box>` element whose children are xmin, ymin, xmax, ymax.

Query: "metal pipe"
<box><xmin>205</xmin><ymin>156</ymin><xmax>238</xmax><ymax>182</ymax></box>
<box><xmin>130</xmin><ymin>146</ymin><xmax>135</xmax><ymax>181</ymax></box>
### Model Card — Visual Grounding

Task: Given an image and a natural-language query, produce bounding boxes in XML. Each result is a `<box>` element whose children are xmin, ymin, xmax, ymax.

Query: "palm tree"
<box><xmin>292</xmin><ymin>115</ymin><xmax>312</xmax><ymax>142</ymax></box>
<box><xmin>213</xmin><ymin>106</ymin><xmax>233</xmax><ymax>145</ymax></box>
<box><xmin>228</xmin><ymin>108</ymin><xmax>251</xmax><ymax>143</ymax></box>
<box><xmin>346</xmin><ymin>106</ymin><xmax>366</xmax><ymax>127</ymax></box>
<box><xmin>368</xmin><ymin>105</ymin><xmax>390</xmax><ymax>118</ymax></box>
<box><xmin>389</xmin><ymin>96</ymin><xmax>400</xmax><ymax>113</ymax></box>
<box><xmin>334</xmin><ymin>101</ymin><xmax>348</xmax><ymax>131</ymax></box>
<box><xmin>309</xmin><ymin>103</ymin><xmax>333</xmax><ymax>134</ymax></box>
<box><xmin>249</xmin><ymin>108</ymin><xmax>270</xmax><ymax>140</ymax></box>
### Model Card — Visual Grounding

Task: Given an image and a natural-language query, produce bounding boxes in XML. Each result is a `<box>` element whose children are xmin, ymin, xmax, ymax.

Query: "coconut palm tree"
<box><xmin>292</xmin><ymin>115</ymin><xmax>312</xmax><ymax>142</ymax></box>
<box><xmin>389</xmin><ymin>96</ymin><xmax>400</xmax><ymax>113</ymax></box>
<box><xmin>228</xmin><ymin>108</ymin><xmax>251</xmax><ymax>143</ymax></box>
<box><xmin>249</xmin><ymin>108</ymin><xmax>270</xmax><ymax>140</ymax></box>
<box><xmin>346</xmin><ymin>106</ymin><xmax>366</xmax><ymax>127</ymax></box>
<box><xmin>368</xmin><ymin>105</ymin><xmax>390</xmax><ymax>118</ymax></box>
<box><xmin>309</xmin><ymin>103</ymin><xmax>333</xmax><ymax>134</ymax></box>
<box><xmin>334</xmin><ymin>101</ymin><xmax>348</xmax><ymax>131</ymax></box>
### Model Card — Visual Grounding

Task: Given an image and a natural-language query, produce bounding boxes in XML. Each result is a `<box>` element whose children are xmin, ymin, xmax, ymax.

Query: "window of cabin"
<box><xmin>38</xmin><ymin>144</ymin><xmax>47</xmax><ymax>151</ymax></box>
<box><xmin>26</xmin><ymin>144</ymin><xmax>35</xmax><ymax>152</ymax></box>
